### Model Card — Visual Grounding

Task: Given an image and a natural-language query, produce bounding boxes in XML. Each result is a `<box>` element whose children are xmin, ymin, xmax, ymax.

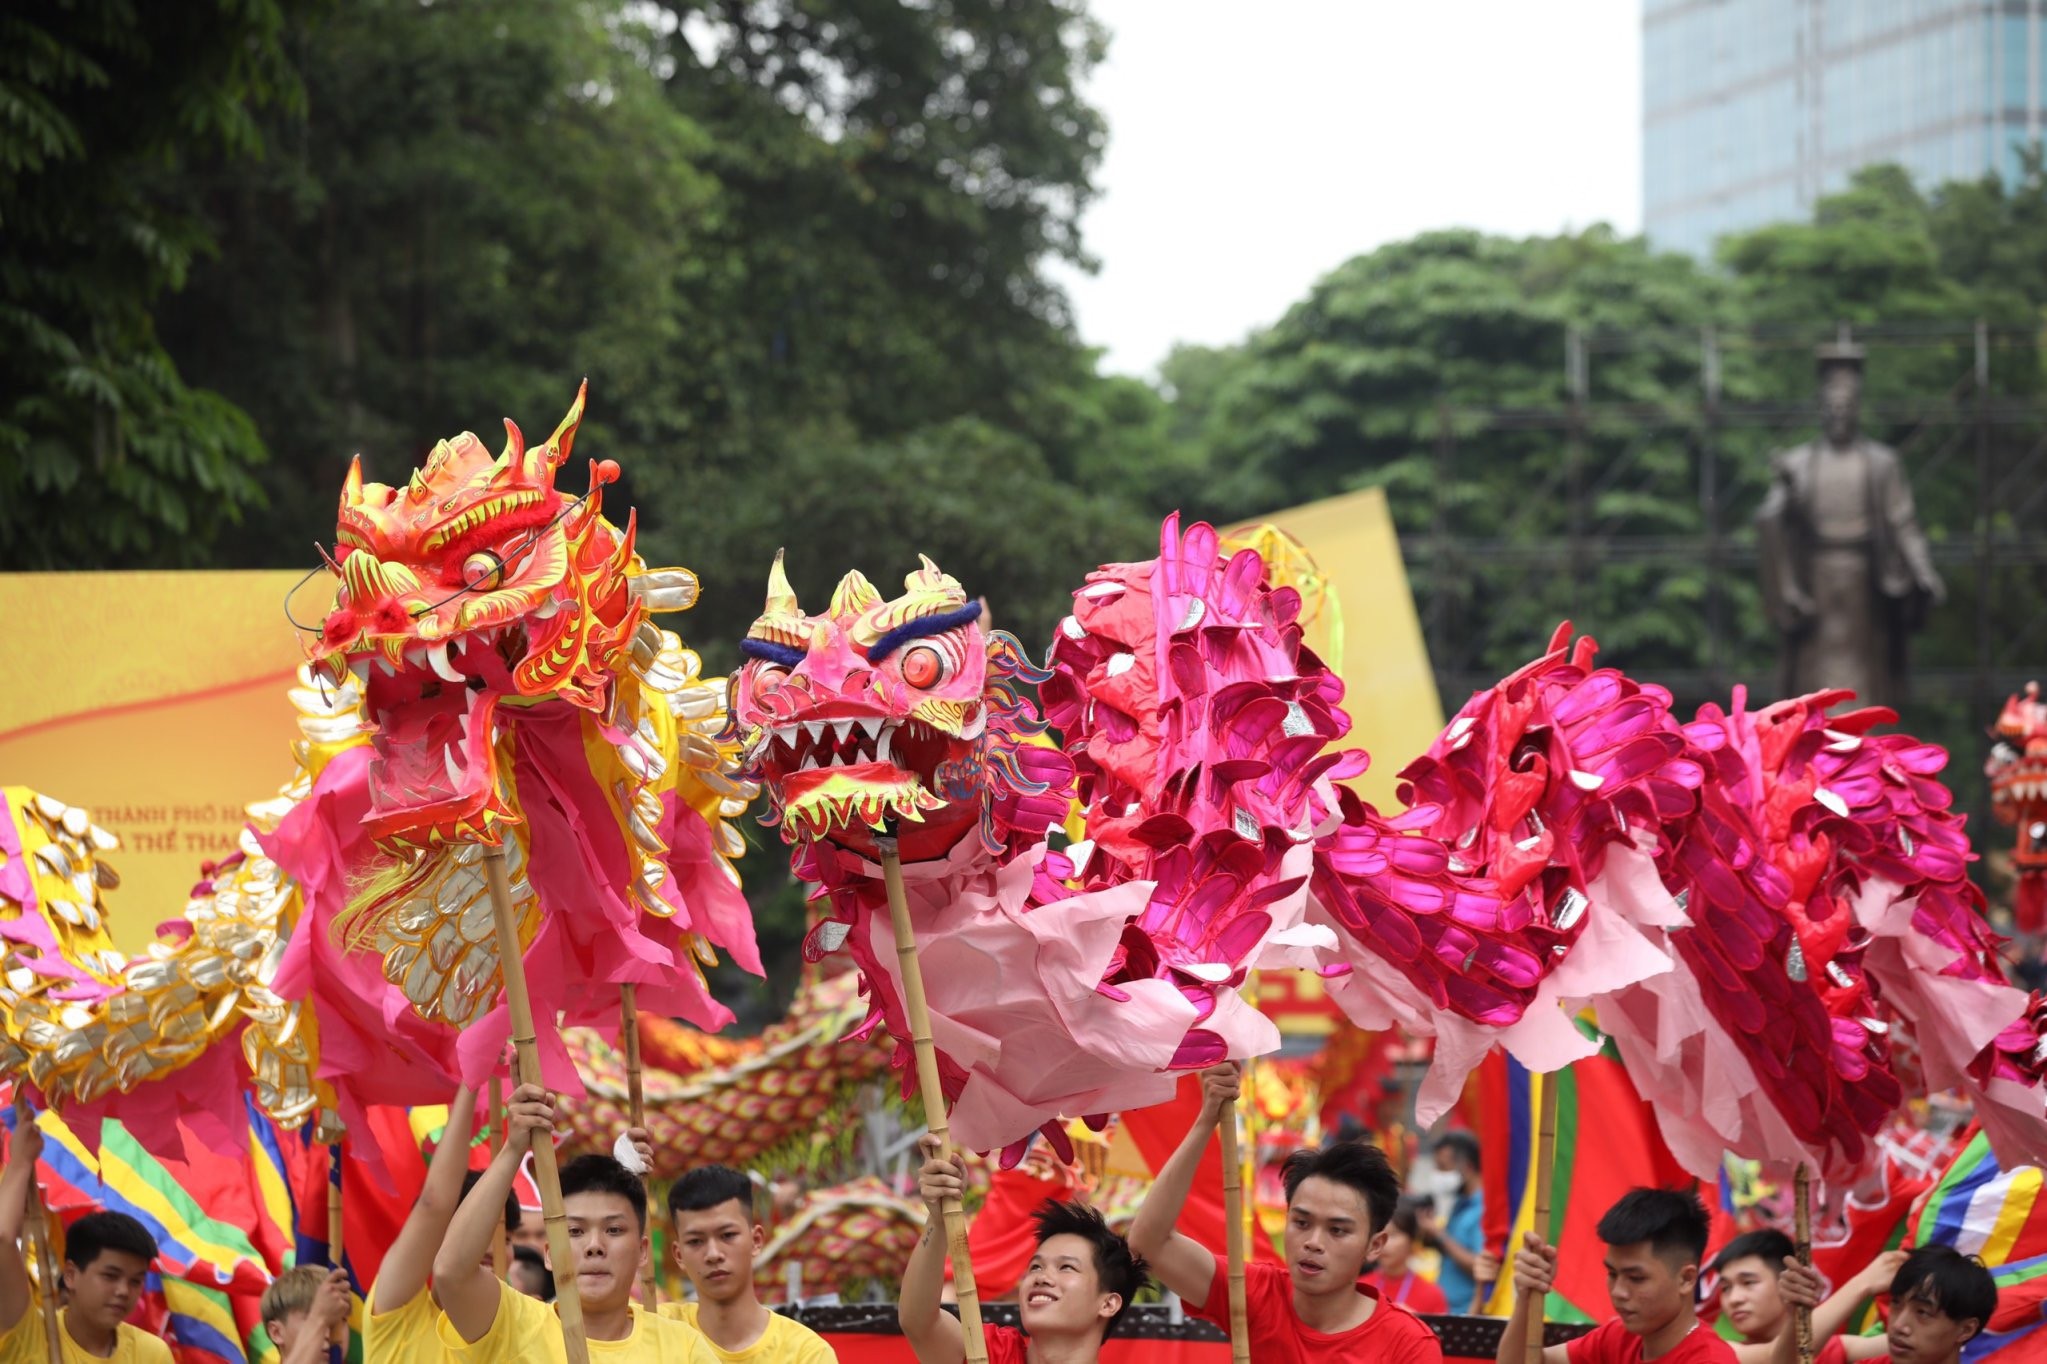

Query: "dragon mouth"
<box><xmin>344</xmin><ymin>626</ymin><xmax>525</xmax><ymax>845</ymax></box>
<box><xmin>745</xmin><ymin>711</ymin><xmax>965</xmax><ymax>840</ymax></box>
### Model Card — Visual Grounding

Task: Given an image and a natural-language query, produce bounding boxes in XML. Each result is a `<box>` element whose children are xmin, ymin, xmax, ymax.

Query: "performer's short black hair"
<box><xmin>1030</xmin><ymin>1200</ymin><xmax>1148</xmax><ymax>1338</ymax></box>
<box><xmin>458</xmin><ymin>1168</ymin><xmax>521</xmax><ymax>1232</ymax></box>
<box><xmin>668</xmin><ymin>1164</ymin><xmax>755</xmax><ymax>1217</ymax></box>
<box><xmin>1891</xmin><ymin>1246</ymin><xmax>1996</xmax><ymax>1330</ymax></box>
<box><xmin>1279</xmin><ymin>1139</ymin><xmax>1399</xmax><ymax>1236</ymax></box>
<box><xmin>1712</xmin><ymin>1229</ymin><xmax>1795</xmax><ymax>1274</ymax></box>
<box><xmin>65</xmin><ymin>1211</ymin><xmax>157</xmax><ymax>1268</ymax></box>
<box><xmin>1595</xmin><ymin>1188</ymin><xmax>1710</xmax><ymax>1268</ymax></box>
<box><xmin>558</xmin><ymin>1154</ymin><xmax>648</xmax><ymax>1230</ymax></box>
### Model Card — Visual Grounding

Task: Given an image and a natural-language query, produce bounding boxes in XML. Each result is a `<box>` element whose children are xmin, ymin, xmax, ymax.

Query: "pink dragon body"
<box><xmin>734</xmin><ymin>517</ymin><xmax>2047</xmax><ymax>1177</ymax></box>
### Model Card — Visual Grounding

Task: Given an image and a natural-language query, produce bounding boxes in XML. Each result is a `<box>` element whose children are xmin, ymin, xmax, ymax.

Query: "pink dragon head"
<box><xmin>730</xmin><ymin>552</ymin><xmax>1059</xmax><ymax>864</ymax></box>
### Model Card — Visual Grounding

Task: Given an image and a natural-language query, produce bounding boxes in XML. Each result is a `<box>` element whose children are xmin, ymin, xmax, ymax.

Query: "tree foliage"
<box><xmin>0</xmin><ymin>0</ymin><xmax>300</xmax><ymax>567</ymax></box>
<box><xmin>13</xmin><ymin>0</ymin><xmax>2047</xmax><ymax>977</ymax></box>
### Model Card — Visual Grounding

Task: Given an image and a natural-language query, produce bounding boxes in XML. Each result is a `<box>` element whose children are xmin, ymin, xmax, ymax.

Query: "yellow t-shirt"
<box><xmin>654</xmin><ymin>1304</ymin><xmax>833</xmax><ymax>1364</ymax></box>
<box><xmin>365</xmin><ymin>1280</ymin><xmax>445</xmax><ymax>1364</ymax></box>
<box><xmin>0</xmin><ymin>1305</ymin><xmax>173</xmax><ymax>1364</ymax></box>
<box><xmin>435</xmin><ymin>1286</ymin><xmax>712</xmax><ymax>1364</ymax></box>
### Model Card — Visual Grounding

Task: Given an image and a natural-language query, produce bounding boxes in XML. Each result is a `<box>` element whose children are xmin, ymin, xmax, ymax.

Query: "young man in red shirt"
<box><xmin>901</xmin><ymin>1135</ymin><xmax>1149</xmax><ymax>1364</ymax></box>
<box><xmin>1498</xmin><ymin>1188</ymin><xmax>1734</xmax><ymax>1364</ymax></box>
<box><xmin>1712</xmin><ymin>1231</ymin><xmax>1906</xmax><ymax>1364</ymax></box>
<box><xmin>1770</xmin><ymin>1246</ymin><xmax>1995</xmax><ymax>1364</ymax></box>
<box><xmin>1127</xmin><ymin>1064</ymin><xmax>1444</xmax><ymax>1364</ymax></box>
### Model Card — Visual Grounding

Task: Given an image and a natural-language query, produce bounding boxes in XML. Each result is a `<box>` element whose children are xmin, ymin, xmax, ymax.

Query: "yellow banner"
<box><xmin>0</xmin><ymin>571</ymin><xmax>328</xmax><ymax>954</ymax></box>
<box><xmin>0</xmin><ymin>497</ymin><xmax>1435</xmax><ymax>957</ymax></box>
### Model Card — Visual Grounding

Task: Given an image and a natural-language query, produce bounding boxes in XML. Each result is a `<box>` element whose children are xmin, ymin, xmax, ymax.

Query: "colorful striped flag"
<box><xmin>1479</xmin><ymin>1020</ymin><xmax>1695</xmax><ymax>1322</ymax></box>
<box><xmin>1910</xmin><ymin>1131</ymin><xmax>2047</xmax><ymax>1364</ymax></box>
<box><xmin>0</xmin><ymin>1097</ymin><xmax>304</xmax><ymax>1364</ymax></box>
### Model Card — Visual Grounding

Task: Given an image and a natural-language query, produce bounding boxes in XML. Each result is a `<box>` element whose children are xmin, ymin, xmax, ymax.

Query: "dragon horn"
<box><xmin>341</xmin><ymin>455</ymin><xmax>364</xmax><ymax>507</ymax></box>
<box><xmin>546</xmin><ymin>379</ymin><xmax>588</xmax><ymax>469</ymax></box>
<box><xmin>765</xmin><ymin>549</ymin><xmax>800</xmax><ymax>616</ymax></box>
<box><xmin>501</xmin><ymin>418</ymin><xmax>526</xmax><ymax>466</ymax></box>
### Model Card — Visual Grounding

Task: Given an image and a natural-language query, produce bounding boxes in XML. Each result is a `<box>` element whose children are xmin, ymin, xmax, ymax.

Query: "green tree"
<box><xmin>155</xmin><ymin>0</ymin><xmax>726</xmax><ymax>564</ymax></box>
<box><xmin>1174</xmin><ymin>227</ymin><xmax>1747</xmax><ymax>682</ymax></box>
<box><xmin>0</xmin><ymin>0</ymin><xmax>302</xmax><ymax>567</ymax></box>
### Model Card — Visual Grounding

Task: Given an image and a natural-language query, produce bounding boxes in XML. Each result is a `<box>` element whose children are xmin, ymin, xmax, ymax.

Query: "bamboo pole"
<box><xmin>482</xmin><ymin>843</ymin><xmax>590</xmax><ymax>1364</ymax></box>
<box><xmin>28</xmin><ymin>1186</ymin><xmax>63</xmax><ymax>1364</ymax></box>
<box><xmin>620</xmin><ymin>983</ymin><xmax>657</xmax><ymax>1306</ymax></box>
<box><xmin>1524</xmin><ymin>1074</ymin><xmax>1561</xmax><ymax>1364</ymax></box>
<box><xmin>876</xmin><ymin>833</ymin><xmax>988</xmax><ymax>1364</ymax></box>
<box><xmin>490</xmin><ymin>1077</ymin><xmax>509</xmax><ymax>1280</ymax></box>
<box><xmin>1218</xmin><ymin>1090</ymin><xmax>1251</xmax><ymax>1364</ymax></box>
<box><xmin>327</xmin><ymin>1141</ymin><xmax>348</xmax><ymax>1352</ymax></box>
<box><xmin>1794</xmin><ymin>1165</ymin><xmax>1814</xmax><ymax>1364</ymax></box>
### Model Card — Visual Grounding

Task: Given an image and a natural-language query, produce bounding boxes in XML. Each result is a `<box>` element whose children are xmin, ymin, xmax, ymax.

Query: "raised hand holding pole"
<box><xmin>482</xmin><ymin>843</ymin><xmax>590</xmax><ymax>1364</ymax></box>
<box><xmin>877</xmin><ymin>826</ymin><xmax>988</xmax><ymax>1364</ymax></box>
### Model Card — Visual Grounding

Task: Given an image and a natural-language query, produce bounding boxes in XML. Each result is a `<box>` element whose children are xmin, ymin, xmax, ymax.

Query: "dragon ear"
<box><xmin>341</xmin><ymin>455</ymin><xmax>364</xmax><ymax>507</ymax></box>
<box><xmin>765</xmin><ymin>549</ymin><xmax>800</xmax><ymax>617</ymax></box>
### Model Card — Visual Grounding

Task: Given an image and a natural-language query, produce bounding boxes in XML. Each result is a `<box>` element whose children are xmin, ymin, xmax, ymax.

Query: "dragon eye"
<box><xmin>463</xmin><ymin>551</ymin><xmax>504</xmax><ymax>590</ymax></box>
<box><xmin>900</xmin><ymin>644</ymin><xmax>947</xmax><ymax>689</ymax></box>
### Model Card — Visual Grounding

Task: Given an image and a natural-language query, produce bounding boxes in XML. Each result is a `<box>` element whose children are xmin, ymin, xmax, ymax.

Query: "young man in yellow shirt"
<box><xmin>433</xmin><ymin>1084</ymin><xmax>708</xmax><ymax>1364</ymax></box>
<box><xmin>367</xmin><ymin>1083</ymin><xmax>523</xmax><ymax>1364</ymax></box>
<box><xmin>656</xmin><ymin>1167</ymin><xmax>832</xmax><ymax>1364</ymax></box>
<box><xmin>260</xmin><ymin>1266</ymin><xmax>352</xmax><ymax>1364</ymax></box>
<box><xmin>0</xmin><ymin>1110</ymin><xmax>171</xmax><ymax>1364</ymax></box>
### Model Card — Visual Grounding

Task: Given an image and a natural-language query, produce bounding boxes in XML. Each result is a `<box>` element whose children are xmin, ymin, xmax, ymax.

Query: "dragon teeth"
<box><xmin>444</xmin><ymin>748</ymin><xmax>463</xmax><ymax>788</ymax></box>
<box><xmin>856</xmin><ymin>717</ymin><xmax>882</xmax><ymax>739</ymax></box>
<box><xmin>831</xmin><ymin>720</ymin><xmax>853</xmax><ymax>745</ymax></box>
<box><xmin>428</xmin><ymin>642</ymin><xmax>464</xmax><ymax>685</ymax></box>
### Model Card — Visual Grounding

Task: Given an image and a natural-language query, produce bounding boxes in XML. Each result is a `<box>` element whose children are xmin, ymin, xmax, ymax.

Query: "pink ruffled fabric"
<box><xmin>267</xmin><ymin>750</ymin><xmax>474</xmax><ymax>1142</ymax></box>
<box><xmin>268</xmin><ymin>704</ymin><xmax>760</xmax><ymax>1169</ymax></box>
<box><xmin>1588</xmin><ymin>686</ymin><xmax>2044</xmax><ymax>1180</ymax></box>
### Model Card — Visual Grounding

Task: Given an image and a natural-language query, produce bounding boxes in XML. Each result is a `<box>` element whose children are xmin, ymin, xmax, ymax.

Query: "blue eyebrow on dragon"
<box><xmin>865</xmin><ymin>601</ymin><xmax>983</xmax><ymax>663</ymax></box>
<box><xmin>740</xmin><ymin>639</ymin><xmax>805</xmax><ymax>667</ymax></box>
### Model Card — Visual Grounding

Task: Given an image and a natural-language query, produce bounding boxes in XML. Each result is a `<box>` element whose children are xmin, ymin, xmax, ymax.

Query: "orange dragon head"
<box><xmin>313</xmin><ymin>383</ymin><xmax>687</xmax><ymax>850</ymax></box>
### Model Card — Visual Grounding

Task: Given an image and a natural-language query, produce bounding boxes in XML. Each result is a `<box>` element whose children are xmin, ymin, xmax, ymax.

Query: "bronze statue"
<box><xmin>1756</xmin><ymin>333</ymin><xmax>1944</xmax><ymax>706</ymax></box>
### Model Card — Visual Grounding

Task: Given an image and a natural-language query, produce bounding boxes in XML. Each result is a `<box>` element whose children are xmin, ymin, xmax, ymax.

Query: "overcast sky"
<box><xmin>1054</xmin><ymin>1</ymin><xmax>1643</xmax><ymax>377</ymax></box>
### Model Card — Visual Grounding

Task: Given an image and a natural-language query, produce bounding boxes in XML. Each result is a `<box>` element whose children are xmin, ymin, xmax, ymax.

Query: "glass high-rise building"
<box><xmin>1644</xmin><ymin>0</ymin><xmax>2046</xmax><ymax>258</ymax></box>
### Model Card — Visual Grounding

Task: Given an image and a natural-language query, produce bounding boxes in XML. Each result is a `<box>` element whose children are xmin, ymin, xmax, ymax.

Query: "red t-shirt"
<box><xmin>1816</xmin><ymin>1337</ymin><xmax>1884</xmax><ymax>1364</ymax></box>
<box><xmin>982</xmin><ymin>1324</ymin><xmax>1029</xmax><ymax>1364</ymax></box>
<box><xmin>1192</xmin><ymin>1259</ymin><xmax>1445</xmax><ymax>1364</ymax></box>
<box><xmin>1365</xmin><ymin>1270</ymin><xmax>1451</xmax><ymax>1315</ymax></box>
<box><xmin>1567</xmin><ymin>1319</ymin><xmax>1741</xmax><ymax>1364</ymax></box>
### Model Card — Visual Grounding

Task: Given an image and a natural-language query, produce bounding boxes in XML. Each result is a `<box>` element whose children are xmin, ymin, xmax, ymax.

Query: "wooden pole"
<box><xmin>490</xmin><ymin>1077</ymin><xmax>509</xmax><ymax>1280</ymax></box>
<box><xmin>1794</xmin><ymin>1165</ymin><xmax>1814</xmax><ymax>1364</ymax></box>
<box><xmin>327</xmin><ymin>1141</ymin><xmax>348</xmax><ymax>1352</ymax></box>
<box><xmin>483</xmin><ymin>843</ymin><xmax>591</xmax><ymax>1364</ymax></box>
<box><xmin>1218</xmin><ymin>1090</ymin><xmax>1251</xmax><ymax>1364</ymax></box>
<box><xmin>877</xmin><ymin>834</ymin><xmax>988</xmax><ymax>1364</ymax></box>
<box><xmin>27</xmin><ymin>1186</ymin><xmax>63</xmax><ymax>1364</ymax></box>
<box><xmin>620</xmin><ymin>983</ymin><xmax>657</xmax><ymax>1307</ymax></box>
<box><xmin>1524</xmin><ymin>1074</ymin><xmax>1561</xmax><ymax>1364</ymax></box>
